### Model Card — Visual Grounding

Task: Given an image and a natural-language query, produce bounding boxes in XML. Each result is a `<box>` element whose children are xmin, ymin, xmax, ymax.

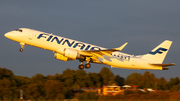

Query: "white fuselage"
<box><xmin>5</xmin><ymin>28</ymin><xmax>163</xmax><ymax>70</ymax></box>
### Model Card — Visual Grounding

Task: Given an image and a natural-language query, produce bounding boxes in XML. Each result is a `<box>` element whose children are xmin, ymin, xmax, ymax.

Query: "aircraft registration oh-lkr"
<box><xmin>4</xmin><ymin>28</ymin><xmax>176</xmax><ymax>70</ymax></box>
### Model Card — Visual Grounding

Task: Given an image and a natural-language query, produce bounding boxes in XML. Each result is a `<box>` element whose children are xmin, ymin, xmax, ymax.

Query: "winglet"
<box><xmin>113</xmin><ymin>42</ymin><xmax>128</xmax><ymax>51</ymax></box>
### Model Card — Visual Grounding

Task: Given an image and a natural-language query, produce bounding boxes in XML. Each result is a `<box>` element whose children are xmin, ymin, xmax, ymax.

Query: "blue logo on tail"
<box><xmin>148</xmin><ymin>48</ymin><xmax>168</xmax><ymax>55</ymax></box>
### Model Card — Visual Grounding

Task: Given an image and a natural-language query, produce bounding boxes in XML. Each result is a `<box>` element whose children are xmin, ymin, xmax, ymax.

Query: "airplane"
<box><xmin>4</xmin><ymin>28</ymin><xmax>176</xmax><ymax>70</ymax></box>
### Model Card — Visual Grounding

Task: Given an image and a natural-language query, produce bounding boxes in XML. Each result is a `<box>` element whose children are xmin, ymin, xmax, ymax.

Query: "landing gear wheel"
<box><xmin>85</xmin><ymin>63</ymin><xmax>91</xmax><ymax>69</ymax></box>
<box><xmin>19</xmin><ymin>42</ymin><xmax>25</xmax><ymax>52</ymax></box>
<box><xmin>78</xmin><ymin>64</ymin><xmax>84</xmax><ymax>69</ymax></box>
<box><xmin>19</xmin><ymin>48</ymin><xmax>23</xmax><ymax>52</ymax></box>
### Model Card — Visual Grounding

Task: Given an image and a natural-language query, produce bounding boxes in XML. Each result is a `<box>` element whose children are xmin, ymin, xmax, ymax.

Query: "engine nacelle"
<box><xmin>54</xmin><ymin>53</ymin><xmax>68</xmax><ymax>61</ymax></box>
<box><xmin>63</xmin><ymin>48</ymin><xmax>80</xmax><ymax>60</ymax></box>
<box><xmin>54</xmin><ymin>48</ymin><xmax>80</xmax><ymax>61</ymax></box>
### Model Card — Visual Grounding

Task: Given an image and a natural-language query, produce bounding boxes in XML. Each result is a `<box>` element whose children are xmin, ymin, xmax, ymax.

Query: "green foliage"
<box><xmin>44</xmin><ymin>80</ymin><xmax>64</xmax><ymax>100</ymax></box>
<box><xmin>89</xmin><ymin>72</ymin><xmax>102</xmax><ymax>87</ymax></box>
<box><xmin>170</xmin><ymin>83</ymin><xmax>180</xmax><ymax>91</ymax></box>
<box><xmin>62</xmin><ymin>68</ymin><xmax>76</xmax><ymax>88</ymax></box>
<box><xmin>125</xmin><ymin>73</ymin><xmax>142</xmax><ymax>86</ymax></box>
<box><xmin>0</xmin><ymin>68</ymin><xmax>14</xmax><ymax>79</ymax></box>
<box><xmin>99</xmin><ymin>67</ymin><xmax>116</xmax><ymax>85</ymax></box>
<box><xmin>169</xmin><ymin>77</ymin><xmax>180</xmax><ymax>87</ymax></box>
<box><xmin>115</xmin><ymin>75</ymin><xmax>125</xmax><ymax>86</ymax></box>
<box><xmin>30</xmin><ymin>73</ymin><xmax>46</xmax><ymax>84</ymax></box>
<box><xmin>157</xmin><ymin>77</ymin><xmax>168</xmax><ymax>90</ymax></box>
<box><xmin>1</xmin><ymin>67</ymin><xmax>180</xmax><ymax>100</ymax></box>
<box><xmin>26</xmin><ymin>83</ymin><xmax>44</xmax><ymax>100</ymax></box>
<box><xmin>126</xmin><ymin>71</ymin><xmax>161</xmax><ymax>89</ymax></box>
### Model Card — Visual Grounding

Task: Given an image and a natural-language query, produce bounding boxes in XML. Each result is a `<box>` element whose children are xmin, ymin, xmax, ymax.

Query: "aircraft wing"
<box><xmin>79</xmin><ymin>42</ymin><xmax>128</xmax><ymax>59</ymax></box>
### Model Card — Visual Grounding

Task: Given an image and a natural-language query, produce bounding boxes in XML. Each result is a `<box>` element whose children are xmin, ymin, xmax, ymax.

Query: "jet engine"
<box><xmin>54</xmin><ymin>48</ymin><xmax>81</xmax><ymax>61</ymax></box>
<box><xmin>54</xmin><ymin>53</ymin><xmax>68</xmax><ymax>61</ymax></box>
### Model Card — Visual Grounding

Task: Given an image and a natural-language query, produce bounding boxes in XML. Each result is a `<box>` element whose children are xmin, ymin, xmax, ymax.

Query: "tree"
<box><xmin>62</xmin><ymin>68</ymin><xmax>76</xmax><ymax>88</ymax></box>
<box><xmin>169</xmin><ymin>77</ymin><xmax>179</xmax><ymax>86</ymax></box>
<box><xmin>169</xmin><ymin>77</ymin><xmax>180</xmax><ymax>89</ymax></box>
<box><xmin>44</xmin><ymin>80</ymin><xmax>65</xmax><ymax>100</ymax></box>
<box><xmin>125</xmin><ymin>73</ymin><xmax>143</xmax><ymax>87</ymax></box>
<box><xmin>99</xmin><ymin>67</ymin><xmax>116</xmax><ymax>85</ymax></box>
<box><xmin>26</xmin><ymin>83</ymin><xmax>44</xmax><ymax>100</ymax></box>
<box><xmin>170</xmin><ymin>83</ymin><xmax>180</xmax><ymax>91</ymax></box>
<box><xmin>115</xmin><ymin>75</ymin><xmax>125</xmax><ymax>86</ymax></box>
<box><xmin>89</xmin><ymin>72</ymin><xmax>102</xmax><ymax>87</ymax></box>
<box><xmin>125</xmin><ymin>71</ymin><xmax>159</xmax><ymax>89</ymax></box>
<box><xmin>0</xmin><ymin>67</ymin><xmax>14</xmax><ymax>79</ymax></box>
<box><xmin>14</xmin><ymin>76</ymin><xmax>30</xmax><ymax>88</ymax></box>
<box><xmin>84</xmin><ymin>73</ymin><xmax>94</xmax><ymax>87</ymax></box>
<box><xmin>74</xmin><ymin>70</ymin><xmax>87</xmax><ymax>87</ymax></box>
<box><xmin>0</xmin><ymin>78</ymin><xmax>13</xmax><ymax>100</ymax></box>
<box><xmin>157</xmin><ymin>77</ymin><xmax>168</xmax><ymax>90</ymax></box>
<box><xmin>54</xmin><ymin>73</ymin><xmax>63</xmax><ymax>81</ymax></box>
<box><xmin>46</xmin><ymin>75</ymin><xmax>56</xmax><ymax>80</ymax></box>
<box><xmin>0</xmin><ymin>68</ymin><xmax>15</xmax><ymax>100</ymax></box>
<box><xmin>29</xmin><ymin>74</ymin><xmax>46</xmax><ymax>84</ymax></box>
<box><xmin>13</xmin><ymin>76</ymin><xmax>30</xmax><ymax>100</ymax></box>
<box><xmin>142</xmin><ymin>71</ymin><xmax>158</xmax><ymax>89</ymax></box>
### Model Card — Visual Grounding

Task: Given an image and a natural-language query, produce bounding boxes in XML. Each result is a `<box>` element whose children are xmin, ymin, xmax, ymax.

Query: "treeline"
<box><xmin>126</xmin><ymin>72</ymin><xmax>180</xmax><ymax>91</ymax></box>
<box><xmin>0</xmin><ymin>67</ymin><xmax>180</xmax><ymax>101</ymax></box>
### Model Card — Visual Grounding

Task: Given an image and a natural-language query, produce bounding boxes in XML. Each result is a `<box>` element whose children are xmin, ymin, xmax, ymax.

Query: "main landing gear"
<box><xmin>78</xmin><ymin>63</ymin><xmax>91</xmax><ymax>69</ymax></box>
<box><xmin>78</xmin><ymin>58</ymin><xmax>91</xmax><ymax>69</ymax></box>
<box><xmin>78</xmin><ymin>57</ymin><xmax>91</xmax><ymax>69</ymax></box>
<box><xmin>19</xmin><ymin>42</ymin><xmax>25</xmax><ymax>52</ymax></box>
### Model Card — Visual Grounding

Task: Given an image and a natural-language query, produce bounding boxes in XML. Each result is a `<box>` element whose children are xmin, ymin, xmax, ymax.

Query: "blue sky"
<box><xmin>0</xmin><ymin>1</ymin><xmax>179</xmax><ymax>80</ymax></box>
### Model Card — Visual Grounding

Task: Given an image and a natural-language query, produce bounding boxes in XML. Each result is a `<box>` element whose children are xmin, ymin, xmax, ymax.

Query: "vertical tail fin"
<box><xmin>141</xmin><ymin>40</ymin><xmax>172</xmax><ymax>63</ymax></box>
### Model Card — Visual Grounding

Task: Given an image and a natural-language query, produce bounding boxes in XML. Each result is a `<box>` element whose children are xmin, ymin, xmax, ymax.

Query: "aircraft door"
<box><xmin>132</xmin><ymin>57</ymin><xmax>136</xmax><ymax>66</ymax></box>
<box><xmin>28</xmin><ymin>29</ymin><xmax>34</xmax><ymax>40</ymax></box>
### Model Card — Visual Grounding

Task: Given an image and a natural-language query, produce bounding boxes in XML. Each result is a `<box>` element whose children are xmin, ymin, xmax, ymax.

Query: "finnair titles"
<box><xmin>37</xmin><ymin>33</ymin><xmax>102</xmax><ymax>51</ymax></box>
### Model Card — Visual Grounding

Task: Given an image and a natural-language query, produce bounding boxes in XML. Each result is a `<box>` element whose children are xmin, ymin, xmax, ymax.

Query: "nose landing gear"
<box><xmin>19</xmin><ymin>42</ymin><xmax>25</xmax><ymax>52</ymax></box>
<box><xmin>19</xmin><ymin>48</ymin><xmax>23</xmax><ymax>52</ymax></box>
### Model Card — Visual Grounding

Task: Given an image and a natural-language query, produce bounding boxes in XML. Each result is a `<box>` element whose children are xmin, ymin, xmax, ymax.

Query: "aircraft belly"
<box><xmin>107</xmin><ymin>58</ymin><xmax>133</xmax><ymax>69</ymax></box>
<box><xmin>136</xmin><ymin>59</ymin><xmax>162</xmax><ymax>70</ymax></box>
<box><xmin>108</xmin><ymin>58</ymin><xmax>163</xmax><ymax>70</ymax></box>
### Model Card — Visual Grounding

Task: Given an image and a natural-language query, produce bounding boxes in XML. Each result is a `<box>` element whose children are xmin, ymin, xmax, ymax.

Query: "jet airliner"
<box><xmin>4</xmin><ymin>28</ymin><xmax>176</xmax><ymax>70</ymax></box>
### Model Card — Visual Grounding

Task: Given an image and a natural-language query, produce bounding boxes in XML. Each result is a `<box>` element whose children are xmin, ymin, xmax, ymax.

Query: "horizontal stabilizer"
<box><xmin>150</xmin><ymin>63</ymin><xmax>176</xmax><ymax>67</ymax></box>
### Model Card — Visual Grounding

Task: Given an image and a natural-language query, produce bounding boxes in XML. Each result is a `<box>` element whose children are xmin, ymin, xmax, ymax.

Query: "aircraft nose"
<box><xmin>4</xmin><ymin>33</ymin><xmax>8</xmax><ymax>37</ymax></box>
<box><xmin>4</xmin><ymin>32</ymin><xmax>13</xmax><ymax>38</ymax></box>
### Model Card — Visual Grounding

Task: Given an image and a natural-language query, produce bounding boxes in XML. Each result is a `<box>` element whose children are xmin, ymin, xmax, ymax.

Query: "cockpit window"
<box><xmin>14</xmin><ymin>29</ymin><xmax>23</xmax><ymax>32</ymax></box>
